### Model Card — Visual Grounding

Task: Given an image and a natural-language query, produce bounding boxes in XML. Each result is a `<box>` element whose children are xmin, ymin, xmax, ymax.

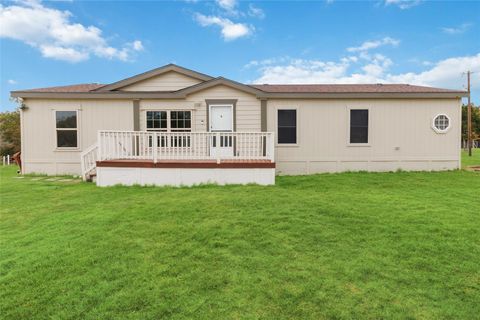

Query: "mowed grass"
<box><xmin>1</xmin><ymin>160</ymin><xmax>479</xmax><ymax>319</ymax></box>
<box><xmin>462</xmin><ymin>148</ymin><xmax>480</xmax><ymax>168</ymax></box>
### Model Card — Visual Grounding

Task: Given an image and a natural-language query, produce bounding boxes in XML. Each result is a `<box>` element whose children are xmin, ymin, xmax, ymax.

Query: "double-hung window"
<box><xmin>146</xmin><ymin>110</ymin><xmax>191</xmax><ymax>147</ymax></box>
<box><xmin>349</xmin><ymin>109</ymin><xmax>369</xmax><ymax>144</ymax></box>
<box><xmin>56</xmin><ymin>111</ymin><xmax>78</xmax><ymax>148</ymax></box>
<box><xmin>277</xmin><ymin>109</ymin><xmax>297</xmax><ymax>144</ymax></box>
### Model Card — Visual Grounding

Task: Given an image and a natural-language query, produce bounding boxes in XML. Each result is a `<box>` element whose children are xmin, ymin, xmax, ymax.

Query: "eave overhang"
<box><xmin>11</xmin><ymin>91</ymin><xmax>468</xmax><ymax>100</ymax></box>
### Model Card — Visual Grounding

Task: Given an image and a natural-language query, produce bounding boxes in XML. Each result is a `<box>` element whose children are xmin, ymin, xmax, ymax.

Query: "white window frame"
<box><xmin>54</xmin><ymin>109</ymin><xmax>80</xmax><ymax>151</ymax></box>
<box><xmin>347</xmin><ymin>107</ymin><xmax>371</xmax><ymax>147</ymax></box>
<box><xmin>432</xmin><ymin>113</ymin><xmax>451</xmax><ymax>134</ymax></box>
<box><xmin>276</xmin><ymin>107</ymin><xmax>299</xmax><ymax>147</ymax></box>
<box><xmin>208</xmin><ymin>104</ymin><xmax>234</xmax><ymax>132</ymax></box>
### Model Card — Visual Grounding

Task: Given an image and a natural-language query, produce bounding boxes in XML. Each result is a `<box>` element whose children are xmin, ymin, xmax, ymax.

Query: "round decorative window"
<box><xmin>432</xmin><ymin>114</ymin><xmax>451</xmax><ymax>133</ymax></box>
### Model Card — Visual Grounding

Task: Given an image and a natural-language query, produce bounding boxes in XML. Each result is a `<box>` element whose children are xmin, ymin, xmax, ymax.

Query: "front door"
<box><xmin>209</xmin><ymin>105</ymin><xmax>233</xmax><ymax>158</ymax></box>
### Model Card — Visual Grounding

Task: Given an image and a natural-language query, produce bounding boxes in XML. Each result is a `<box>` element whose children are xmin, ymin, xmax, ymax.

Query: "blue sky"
<box><xmin>1</xmin><ymin>0</ymin><xmax>479</xmax><ymax>111</ymax></box>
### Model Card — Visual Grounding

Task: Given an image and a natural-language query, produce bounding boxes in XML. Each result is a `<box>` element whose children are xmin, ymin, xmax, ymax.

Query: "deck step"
<box><xmin>85</xmin><ymin>170</ymin><xmax>97</xmax><ymax>182</ymax></box>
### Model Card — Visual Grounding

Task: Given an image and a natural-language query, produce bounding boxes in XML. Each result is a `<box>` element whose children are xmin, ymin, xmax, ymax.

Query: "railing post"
<box><xmin>153</xmin><ymin>132</ymin><xmax>158</xmax><ymax>163</ymax></box>
<box><xmin>80</xmin><ymin>154</ymin><xmax>86</xmax><ymax>181</ymax></box>
<box><xmin>216</xmin><ymin>132</ymin><xmax>220</xmax><ymax>164</ymax></box>
<box><xmin>269</xmin><ymin>133</ymin><xmax>275</xmax><ymax>163</ymax></box>
<box><xmin>97</xmin><ymin>131</ymin><xmax>102</xmax><ymax>161</ymax></box>
<box><xmin>271</xmin><ymin>133</ymin><xmax>275</xmax><ymax>162</ymax></box>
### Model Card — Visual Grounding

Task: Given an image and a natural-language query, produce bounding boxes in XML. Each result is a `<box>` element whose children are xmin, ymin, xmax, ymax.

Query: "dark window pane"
<box><xmin>278</xmin><ymin>110</ymin><xmax>296</xmax><ymax>127</ymax></box>
<box><xmin>278</xmin><ymin>110</ymin><xmax>297</xmax><ymax>144</ymax></box>
<box><xmin>278</xmin><ymin>127</ymin><xmax>296</xmax><ymax>144</ymax></box>
<box><xmin>147</xmin><ymin>111</ymin><xmax>166</xmax><ymax>129</ymax></box>
<box><xmin>350</xmin><ymin>110</ymin><xmax>368</xmax><ymax>143</ymax></box>
<box><xmin>170</xmin><ymin>111</ymin><xmax>191</xmax><ymax>129</ymax></box>
<box><xmin>350</xmin><ymin>110</ymin><xmax>368</xmax><ymax>127</ymax></box>
<box><xmin>57</xmin><ymin>130</ymin><xmax>77</xmax><ymax>148</ymax></box>
<box><xmin>160</xmin><ymin>119</ymin><xmax>167</xmax><ymax>129</ymax></box>
<box><xmin>350</xmin><ymin>127</ymin><xmax>368</xmax><ymax>143</ymax></box>
<box><xmin>56</xmin><ymin>111</ymin><xmax>77</xmax><ymax>128</ymax></box>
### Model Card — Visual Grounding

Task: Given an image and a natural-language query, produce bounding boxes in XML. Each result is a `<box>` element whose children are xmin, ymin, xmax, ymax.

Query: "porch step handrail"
<box><xmin>80</xmin><ymin>142</ymin><xmax>98</xmax><ymax>180</ymax></box>
<box><xmin>97</xmin><ymin>130</ymin><xmax>275</xmax><ymax>163</ymax></box>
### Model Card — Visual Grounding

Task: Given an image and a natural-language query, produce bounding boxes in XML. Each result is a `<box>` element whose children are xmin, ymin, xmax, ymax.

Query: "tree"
<box><xmin>461</xmin><ymin>104</ymin><xmax>480</xmax><ymax>145</ymax></box>
<box><xmin>0</xmin><ymin>109</ymin><xmax>21</xmax><ymax>156</ymax></box>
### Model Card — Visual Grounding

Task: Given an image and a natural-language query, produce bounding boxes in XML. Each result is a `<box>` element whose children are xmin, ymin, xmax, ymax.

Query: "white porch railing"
<box><xmin>97</xmin><ymin>130</ymin><xmax>275</xmax><ymax>163</ymax></box>
<box><xmin>80</xmin><ymin>142</ymin><xmax>98</xmax><ymax>180</ymax></box>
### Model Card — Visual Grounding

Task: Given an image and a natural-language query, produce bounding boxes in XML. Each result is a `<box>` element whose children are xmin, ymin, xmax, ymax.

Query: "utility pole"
<box><xmin>467</xmin><ymin>71</ymin><xmax>472</xmax><ymax>157</ymax></box>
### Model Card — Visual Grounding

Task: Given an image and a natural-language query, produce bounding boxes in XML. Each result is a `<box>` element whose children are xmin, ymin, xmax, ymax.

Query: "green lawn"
<box><xmin>1</xmin><ymin>164</ymin><xmax>479</xmax><ymax>319</ymax></box>
<box><xmin>462</xmin><ymin>148</ymin><xmax>480</xmax><ymax>168</ymax></box>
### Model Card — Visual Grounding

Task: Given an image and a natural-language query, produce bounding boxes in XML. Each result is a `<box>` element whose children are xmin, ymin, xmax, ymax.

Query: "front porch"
<box><xmin>81</xmin><ymin>131</ymin><xmax>275</xmax><ymax>186</ymax></box>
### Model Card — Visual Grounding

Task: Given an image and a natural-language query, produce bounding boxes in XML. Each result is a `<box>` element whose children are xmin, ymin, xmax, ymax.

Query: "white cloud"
<box><xmin>7</xmin><ymin>79</ymin><xmax>18</xmax><ymax>85</ymax></box>
<box><xmin>388</xmin><ymin>54</ymin><xmax>480</xmax><ymax>90</ymax></box>
<box><xmin>0</xmin><ymin>1</ymin><xmax>143</xmax><ymax>62</ymax></box>
<box><xmin>347</xmin><ymin>37</ymin><xmax>400</xmax><ymax>52</ymax></box>
<box><xmin>40</xmin><ymin>45</ymin><xmax>89</xmax><ymax>62</ymax></box>
<box><xmin>442</xmin><ymin>23</ymin><xmax>473</xmax><ymax>35</ymax></box>
<box><xmin>130</xmin><ymin>40</ymin><xmax>144</xmax><ymax>51</ymax></box>
<box><xmin>216</xmin><ymin>0</ymin><xmax>237</xmax><ymax>12</ymax></box>
<box><xmin>250</xmin><ymin>38</ymin><xmax>480</xmax><ymax>91</ymax></box>
<box><xmin>248</xmin><ymin>4</ymin><xmax>265</xmax><ymax>19</ymax></box>
<box><xmin>385</xmin><ymin>0</ymin><xmax>422</xmax><ymax>9</ymax></box>
<box><xmin>194</xmin><ymin>13</ymin><xmax>252</xmax><ymax>41</ymax></box>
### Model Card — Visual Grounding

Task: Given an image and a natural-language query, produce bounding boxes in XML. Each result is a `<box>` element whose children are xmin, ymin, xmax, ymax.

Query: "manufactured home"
<box><xmin>11</xmin><ymin>64</ymin><xmax>467</xmax><ymax>186</ymax></box>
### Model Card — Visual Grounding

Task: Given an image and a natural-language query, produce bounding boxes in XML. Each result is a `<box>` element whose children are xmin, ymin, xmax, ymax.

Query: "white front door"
<box><xmin>209</xmin><ymin>105</ymin><xmax>234</xmax><ymax>158</ymax></box>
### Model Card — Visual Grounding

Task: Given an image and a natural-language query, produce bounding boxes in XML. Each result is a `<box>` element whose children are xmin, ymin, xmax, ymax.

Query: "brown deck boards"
<box><xmin>97</xmin><ymin>159</ymin><xmax>275</xmax><ymax>169</ymax></box>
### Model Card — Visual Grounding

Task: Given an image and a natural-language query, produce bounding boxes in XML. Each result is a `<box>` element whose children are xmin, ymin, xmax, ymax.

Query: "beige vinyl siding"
<box><xmin>139</xmin><ymin>85</ymin><xmax>261</xmax><ymax>132</ymax></box>
<box><xmin>268</xmin><ymin>98</ymin><xmax>461</xmax><ymax>175</ymax></box>
<box><xmin>21</xmin><ymin>99</ymin><xmax>134</xmax><ymax>175</ymax></box>
<box><xmin>119</xmin><ymin>71</ymin><xmax>202</xmax><ymax>92</ymax></box>
<box><xmin>188</xmin><ymin>85</ymin><xmax>261</xmax><ymax>132</ymax></box>
<box><xmin>20</xmin><ymin>89</ymin><xmax>460</xmax><ymax>176</ymax></box>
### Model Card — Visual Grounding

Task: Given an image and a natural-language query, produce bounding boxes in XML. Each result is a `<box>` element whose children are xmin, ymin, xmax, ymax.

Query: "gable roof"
<box><xmin>250</xmin><ymin>84</ymin><xmax>464</xmax><ymax>94</ymax></box>
<box><xmin>93</xmin><ymin>64</ymin><xmax>214</xmax><ymax>92</ymax></box>
<box><xmin>11</xmin><ymin>64</ymin><xmax>468</xmax><ymax>99</ymax></box>
<box><xmin>18</xmin><ymin>83</ymin><xmax>106</xmax><ymax>93</ymax></box>
<box><xmin>177</xmin><ymin>77</ymin><xmax>265</xmax><ymax>96</ymax></box>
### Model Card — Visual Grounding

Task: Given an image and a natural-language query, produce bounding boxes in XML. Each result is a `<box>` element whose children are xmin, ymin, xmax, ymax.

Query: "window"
<box><xmin>278</xmin><ymin>109</ymin><xmax>297</xmax><ymax>144</ymax></box>
<box><xmin>56</xmin><ymin>111</ymin><xmax>78</xmax><ymax>148</ymax></box>
<box><xmin>432</xmin><ymin>114</ymin><xmax>450</xmax><ymax>133</ymax></box>
<box><xmin>146</xmin><ymin>110</ymin><xmax>192</xmax><ymax>147</ymax></box>
<box><xmin>170</xmin><ymin>111</ymin><xmax>191</xmax><ymax>132</ymax></box>
<box><xmin>146</xmin><ymin>111</ymin><xmax>167</xmax><ymax>131</ymax></box>
<box><xmin>350</xmin><ymin>109</ymin><xmax>369</xmax><ymax>144</ymax></box>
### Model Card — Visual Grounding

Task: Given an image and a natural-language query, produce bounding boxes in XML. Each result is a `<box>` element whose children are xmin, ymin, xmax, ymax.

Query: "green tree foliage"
<box><xmin>0</xmin><ymin>109</ymin><xmax>21</xmax><ymax>156</ymax></box>
<box><xmin>461</xmin><ymin>104</ymin><xmax>480</xmax><ymax>141</ymax></box>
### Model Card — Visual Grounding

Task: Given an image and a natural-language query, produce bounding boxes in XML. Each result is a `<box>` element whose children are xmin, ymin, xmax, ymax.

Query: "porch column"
<box><xmin>260</xmin><ymin>99</ymin><xmax>267</xmax><ymax>132</ymax></box>
<box><xmin>133</xmin><ymin>99</ymin><xmax>140</xmax><ymax>131</ymax></box>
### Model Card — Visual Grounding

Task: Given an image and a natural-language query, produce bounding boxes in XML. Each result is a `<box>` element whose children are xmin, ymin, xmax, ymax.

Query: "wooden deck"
<box><xmin>96</xmin><ymin>159</ymin><xmax>275</xmax><ymax>169</ymax></box>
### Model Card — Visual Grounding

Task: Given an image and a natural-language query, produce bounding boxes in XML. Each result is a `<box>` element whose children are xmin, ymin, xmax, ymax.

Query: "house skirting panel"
<box><xmin>275</xmin><ymin>159</ymin><xmax>459</xmax><ymax>175</ymax></box>
<box><xmin>96</xmin><ymin>167</ymin><xmax>275</xmax><ymax>187</ymax></box>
